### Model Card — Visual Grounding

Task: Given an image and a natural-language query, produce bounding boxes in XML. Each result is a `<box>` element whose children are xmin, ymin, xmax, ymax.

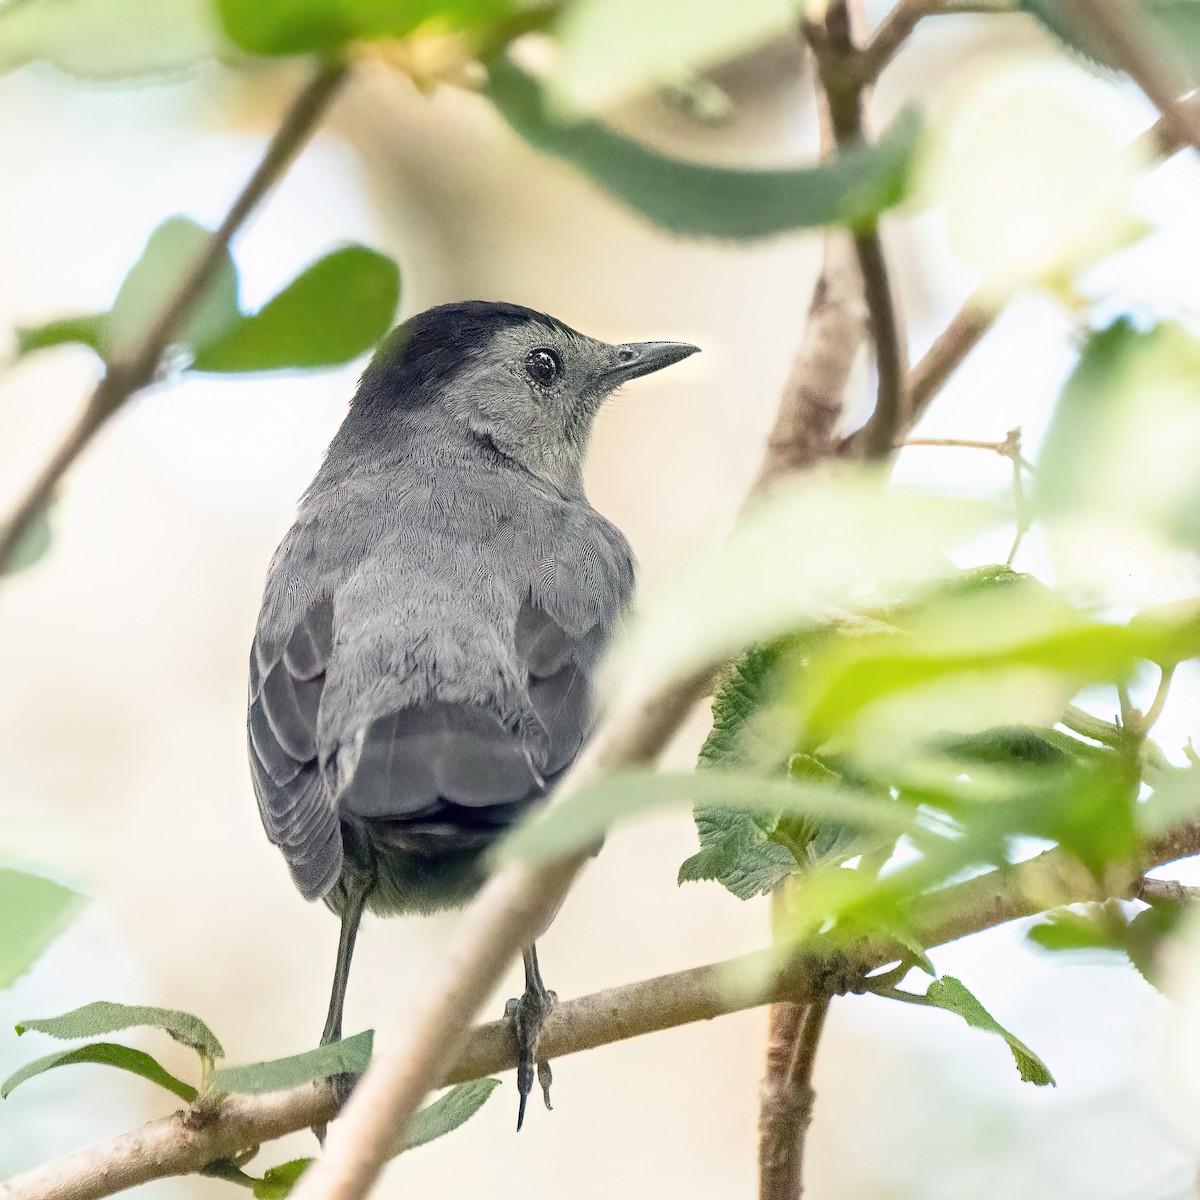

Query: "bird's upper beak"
<box><xmin>606</xmin><ymin>340</ymin><xmax>700</xmax><ymax>385</ymax></box>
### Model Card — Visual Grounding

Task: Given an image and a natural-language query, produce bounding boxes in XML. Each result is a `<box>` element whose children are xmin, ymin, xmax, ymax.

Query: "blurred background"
<box><xmin>2</xmin><ymin>2</ymin><xmax>1200</xmax><ymax>1196</ymax></box>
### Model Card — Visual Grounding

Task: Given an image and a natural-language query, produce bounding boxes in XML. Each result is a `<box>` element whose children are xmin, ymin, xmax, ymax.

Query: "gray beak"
<box><xmin>606</xmin><ymin>340</ymin><xmax>700</xmax><ymax>384</ymax></box>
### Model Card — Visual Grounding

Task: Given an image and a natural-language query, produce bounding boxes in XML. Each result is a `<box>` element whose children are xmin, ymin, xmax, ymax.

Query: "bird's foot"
<box><xmin>504</xmin><ymin>981</ymin><xmax>557</xmax><ymax>1131</ymax></box>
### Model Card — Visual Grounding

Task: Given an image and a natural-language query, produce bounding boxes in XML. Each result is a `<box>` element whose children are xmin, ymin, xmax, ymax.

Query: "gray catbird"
<box><xmin>247</xmin><ymin>300</ymin><xmax>698</xmax><ymax>1127</ymax></box>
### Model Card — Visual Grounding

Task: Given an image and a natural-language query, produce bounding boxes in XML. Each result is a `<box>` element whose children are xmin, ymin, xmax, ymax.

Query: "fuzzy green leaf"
<box><xmin>17</xmin><ymin>1001</ymin><xmax>224</xmax><ymax>1060</ymax></box>
<box><xmin>212</xmin><ymin>1030</ymin><xmax>372</xmax><ymax>1095</ymax></box>
<box><xmin>191</xmin><ymin>246</ymin><xmax>399</xmax><ymax>373</ymax></box>
<box><xmin>681</xmin><ymin>638</ymin><xmax>823</xmax><ymax>899</ymax></box>
<box><xmin>918</xmin><ymin>976</ymin><xmax>1056</xmax><ymax>1086</ymax></box>
<box><xmin>507</xmin><ymin>769</ymin><xmax>912</xmax><ymax>865</ymax></box>
<box><xmin>404</xmin><ymin>1078</ymin><xmax>502</xmax><ymax>1149</ymax></box>
<box><xmin>485</xmin><ymin>60</ymin><xmax>921</xmax><ymax>238</ymax></box>
<box><xmin>0</xmin><ymin>868</ymin><xmax>82</xmax><ymax>988</ymax></box>
<box><xmin>677</xmin><ymin>807</ymin><xmax>797</xmax><ymax>898</ymax></box>
<box><xmin>1</xmin><ymin>1041</ymin><xmax>197</xmax><ymax>1101</ymax></box>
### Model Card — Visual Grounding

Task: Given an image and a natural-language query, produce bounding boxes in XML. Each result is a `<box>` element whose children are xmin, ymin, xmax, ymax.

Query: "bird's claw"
<box><xmin>505</xmin><ymin>985</ymin><xmax>557</xmax><ymax>1130</ymax></box>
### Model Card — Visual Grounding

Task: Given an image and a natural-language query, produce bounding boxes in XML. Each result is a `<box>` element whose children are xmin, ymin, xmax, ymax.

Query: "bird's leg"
<box><xmin>504</xmin><ymin>942</ymin><xmax>557</xmax><ymax>1131</ymax></box>
<box><xmin>314</xmin><ymin>881</ymin><xmax>368</xmax><ymax>1142</ymax></box>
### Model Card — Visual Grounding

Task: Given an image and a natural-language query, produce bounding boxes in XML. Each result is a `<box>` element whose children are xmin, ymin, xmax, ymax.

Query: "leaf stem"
<box><xmin>0</xmin><ymin>57</ymin><xmax>348</xmax><ymax>577</ymax></box>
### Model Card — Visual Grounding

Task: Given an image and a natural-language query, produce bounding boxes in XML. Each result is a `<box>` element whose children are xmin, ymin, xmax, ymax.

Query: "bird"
<box><xmin>246</xmin><ymin>300</ymin><xmax>698</xmax><ymax>1128</ymax></box>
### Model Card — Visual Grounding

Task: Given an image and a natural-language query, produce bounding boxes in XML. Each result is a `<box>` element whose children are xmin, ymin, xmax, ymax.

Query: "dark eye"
<box><xmin>525</xmin><ymin>348</ymin><xmax>562</xmax><ymax>387</ymax></box>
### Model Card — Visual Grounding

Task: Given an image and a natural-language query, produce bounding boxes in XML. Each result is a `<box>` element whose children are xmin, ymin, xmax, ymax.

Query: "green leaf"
<box><xmin>792</xmin><ymin>569</ymin><xmax>1160</xmax><ymax>763</ymax></box>
<box><xmin>0</xmin><ymin>0</ymin><xmax>222</xmax><ymax>79</ymax></box>
<box><xmin>107</xmin><ymin>216</ymin><xmax>239</xmax><ymax>361</ymax></box>
<box><xmin>1</xmin><ymin>1041</ymin><xmax>197</xmax><ymax>1101</ymax></box>
<box><xmin>0</xmin><ymin>868</ymin><xmax>82</xmax><ymax>988</ymax></box>
<box><xmin>1035</xmin><ymin>319</ymin><xmax>1200</xmax><ymax>596</ymax></box>
<box><xmin>216</xmin><ymin>0</ymin><xmax>519</xmax><ymax>57</ymax></box>
<box><xmin>677</xmin><ymin>806</ymin><xmax>797</xmax><ymax>898</ymax></box>
<box><xmin>1</xmin><ymin>507</ymin><xmax>53</xmax><ymax>577</ymax></box>
<box><xmin>212</xmin><ymin>1030</ymin><xmax>372</xmax><ymax>1094</ymax></box>
<box><xmin>552</xmin><ymin>0</ymin><xmax>796</xmax><ymax>109</ymax></box>
<box><xmin>404</xmin><ymin>1078</ymin><xmax>502</xmax><ymax>1150</ymax></box>
<box><xmin>1021</xmin><ymin>0</ymin><xmax>1200</xmax><ymax>84</ymax></box>
<box><xmin>254</xmin><ymin>1159</ymin><xmax>312</xmax><ymax>1199</ymax></box>
<box><xmin>911</xmin><ymin>976</ymin><xmax>1056</xmax><ymax>1086</ymax></box>
<box><xmin>15</xmin><ymin>314</ymin><xmax>106</xmax><ymax>359</ymax></box>
<box><xmin>485</xmin><ymin>60</ymin><xmax>921</xmax><ymax>238</ymax></box>
<box><xmin>245</xmin><ymin>1081</ymin><xmax>500</xmax><ymax>1197</ymax></box>
<box><xmin>1027</xmin><ymin>902</ymin><xmax>1130</xmax><ymax>953</ymax></box>
<box><xmin>609</xmin><ymin>468</ymin><xmax>1000</xmax><ymax>699</ymax></box>
<box><xmin>17</xmin><ymin>1001</ymin><xmax>225</xmax><ymax>1060</ymax></box>
<box><xmin>1124</xmin><ymin>895</ymin><xmax>1186</xmax><ymax>989</ymax></box>
<box><xmin>191</xmin><ymin>246</ymin><xmax>400</xmax><ymax>373</ymax></box>
<box><xmin>680</xmin><ymin>638</ymin><xmax>825</xmax><ymax>899</ymax></box>
<box><xmin>506</xmin><ymin>769</ymin><xmax>912</xmax><ymax>865</ymax></box>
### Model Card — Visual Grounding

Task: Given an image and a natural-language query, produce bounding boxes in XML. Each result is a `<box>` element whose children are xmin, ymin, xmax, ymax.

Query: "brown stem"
<box><xmin>758</xmin><ymin>997</ymin><xmax>832</xmax><ymax>1200</ymax></box>
<box><xmin>855</xmin><ymin>228</ymin><xmax>908</xmax><ymax>458</ymax></box>
<box><xmin>0</xmin><ymin>58</ymin><xmax>348</xmax><ymax>576</ymax></box>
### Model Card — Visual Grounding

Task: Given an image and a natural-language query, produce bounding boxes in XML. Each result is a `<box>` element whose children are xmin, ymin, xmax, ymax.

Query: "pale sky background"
<box><xmin>2</xmin><ymin>7</ymin><xmax>1200</xmax><ymax>1198</ymax></box>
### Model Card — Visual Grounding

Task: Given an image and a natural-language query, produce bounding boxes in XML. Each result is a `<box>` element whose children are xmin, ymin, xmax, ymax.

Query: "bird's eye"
<box><xmin>525</xmin><ymin>348</ymin><xmax>562</xmax><ymax>388</ymax></box>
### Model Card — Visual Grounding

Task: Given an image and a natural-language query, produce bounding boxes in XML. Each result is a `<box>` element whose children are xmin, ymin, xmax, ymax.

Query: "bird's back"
<box><xmin>248</xmin><ymin>452</ymin><xmax>634</xmax><ymax>916</ymax></box>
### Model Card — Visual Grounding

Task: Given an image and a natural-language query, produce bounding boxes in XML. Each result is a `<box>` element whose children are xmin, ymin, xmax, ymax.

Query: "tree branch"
<box><xmin>804</xmin><ymin>4</ymin><xmax>908</xmax><ymax>467</ymax></box>
<box><xmin>858</xmin><ymin>0</ymin><xmax>1017</xmax><ymax>82</ymax></box>
<box><xmin>750</xmin><ymin>232</ymin><xmax>866</xmax><ymax>492</ymax></box>
<box><xmin>0</xmin><ymin>57</ymin><xmax>349</xmax><ymax>576</ymax></box>
<box><xmin>8</xmin><ymin>813</ymin><xmax>1200</xmax><ymax>1200</ymax></box>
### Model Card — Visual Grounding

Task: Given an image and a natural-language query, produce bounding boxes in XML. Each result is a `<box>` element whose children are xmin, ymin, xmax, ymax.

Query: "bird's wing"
<box><xmin>248</xmin><ymin>597</ymin><xmax>343</xmax><ymax>900</ymax></box>
<box><xmin>335</xmin><ymin>600</ymin><xmax>598</xmax><ymax>833</ymax></box>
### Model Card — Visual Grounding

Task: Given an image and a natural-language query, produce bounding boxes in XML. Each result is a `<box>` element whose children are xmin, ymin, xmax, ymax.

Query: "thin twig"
<box><xmin>855</xmin><ymin>230</ymin><xmax>908</xmax><ymax>458</ymax></box>
<box><xmin>858</xmin><ymin>0</ymin><xmax>1017</xmax><ymax>81</ymax></box>
<box><xmin>1133</xmin><ymin>665</ymin><xmax>1176</xmax><ymax>736</ymax></box>
<box><xmin>1138</xmin><ymin>877</ymin><xmax>1200</xmax><ymax>904</ymax></box>
<box><xmin>0</xmin><ymin>58</ymin><xmax>349</xmax><ymax>576</ymax></box>
<box><xmin>8</xmin><ymin>813</ymin><xmax>1200</xmax><ymax>1200</ymax></box>
<box><xmin>805</xmin><ymin>5</ymin><xmax>908</xmax><ymax>466</ymax></box>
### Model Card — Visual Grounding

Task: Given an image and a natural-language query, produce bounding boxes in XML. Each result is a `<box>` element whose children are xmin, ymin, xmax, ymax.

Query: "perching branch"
<box><xmin>0</xmin><ymin>58</ymin><xmax>349</xmax><ymax>576</ymax></box>
<box><xmin>7</xmin><ymin>811</ymin><xmax>1200</xmax><ymax>1200</ymax></box>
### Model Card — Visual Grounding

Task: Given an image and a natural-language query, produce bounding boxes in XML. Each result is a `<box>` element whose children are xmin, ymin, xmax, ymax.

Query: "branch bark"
<box><xmin>0</xmin><ymin>58</ymin><xmax>349</xmax><ymax>575</ymax></box>
<box><xmin>8</xmin><ymin>814</ymin><xmax>1200</xmax><ymax>1200</ymax></box>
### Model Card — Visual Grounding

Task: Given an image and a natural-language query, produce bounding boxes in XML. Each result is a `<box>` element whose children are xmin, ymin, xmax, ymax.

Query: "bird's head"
<box><xmin>350</xmin><ymin>301</ymin><xmax>699</xmax><ymax>492</ymax></box>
